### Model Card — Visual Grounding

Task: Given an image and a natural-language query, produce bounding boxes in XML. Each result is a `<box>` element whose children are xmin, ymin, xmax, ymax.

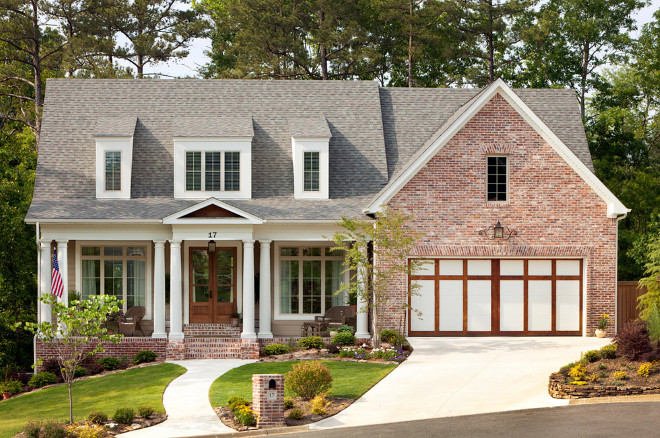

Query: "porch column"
<box><xmin>169</xmin><ymin>240</ymin><xmax>184</xmax><ymax>339</ymax></box>
<box><xmin>241</xmin><ymin>240</ymin><xmax>256</xmax><ymax>338</ymax></box>
<box><xmin>56</xmin><ymin>240</ymin><xmax>69</xmax><ymax>307</ymax></box>
<box><xmin>355</xmin><ymin>243</ymin><xmax>370</xmax><ymax>339</ymax></box>
<box><xmin>39</xmin><ymin>240</ymin><xmax>52</xmax><ymax>324</ymax></box>
<box><xmin>152</xmin><ymin>240</ymin><xmax>167</xmax><ymax>338</ymax></box>
<box><xmin>258</xmin><ymin>240</ymin><xmax>272</xmax><ymax>338</ymax></box>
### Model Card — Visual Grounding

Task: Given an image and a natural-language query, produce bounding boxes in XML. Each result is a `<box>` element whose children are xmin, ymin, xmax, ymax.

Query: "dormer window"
<box><xmin>304</xmin><ymin>151</ymin><xmax>320</xmax><ymax>192</ymax></box>
<box><xmin>289</xmin><ymin>117</ymin><xmax>331</xmax><ymax>199</ymax></box>
<box><xmin>185</xmin><ymin>151</ymin><xmax>241</xmax><ymax>192</ymax></box>
<box><xmin>105</xmin><ymin>151</ymin><xmax>122</xmax><ymax>191</ymax></box>
<box><xmin>94</xmin><ymin>116</ymin><xmax>136</xmax><ymax>199</ymax></box>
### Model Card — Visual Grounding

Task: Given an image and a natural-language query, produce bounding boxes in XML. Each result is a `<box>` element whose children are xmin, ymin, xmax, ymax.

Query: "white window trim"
<box><xmin>292</xmin><ymin>138</ymin><xmax>329</xmax><ymax>199</ymax></box>
<box><xmin>75</xmin><ymin>242</ymin><xmax>152</xmax><ymax>319</ymax></box>
<box><xmin>174</xmin><ymin>137</ymin><xmax>252</xmax><ymax>199</ymax></box>
<box><xmin>95</xmin><ymin>137</ymin><xmax>133</xmax><ymax>199</ymax></box>
<box><xmin>486</xmin><ymin>154</ymin><xmax>509</xmax><ymax>203</ymax></box>
<box><xmin>273</xmin><ymin>241</ymin><xmax>349</xmax><ymax>320</ymax></box>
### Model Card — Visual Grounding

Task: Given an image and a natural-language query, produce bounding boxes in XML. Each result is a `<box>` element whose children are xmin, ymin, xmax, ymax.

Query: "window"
<box><xmin>487</xmin><ymin>156</ymin><xmax>507</xmax><ymax>202</ymax></box>
<box><xmin>105</xmin><ymin>151</ymin><xmax>121</xmax><ymax>191</ymax></box>
<box><xmin>81</xmin><ymin>245</ymin><xmax>146</xmax><ymax>311</ymax></box>
<box><xmin>279</xmin><ymin>246</ymin><xmax>346</xmax><ymax>315</ymax></box>
<box><xmin>303</xmin><ymin>151</ymin><xmax>320</xmax><ymax>192</ymax></box>
<box><xmin>185</xmin><ymin>151</ymin><xmax>240</xmax><ymax>192</ymax></box>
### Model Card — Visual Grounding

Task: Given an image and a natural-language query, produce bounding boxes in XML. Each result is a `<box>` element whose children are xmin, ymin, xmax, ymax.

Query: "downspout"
<box><xmin>614</xmin><ymin>212</ymin><xmax>628</xmax><ymax>335</ymax></box>
<box><xmin>34</xmin><ymin>221</ymin><xmax>40</xmax><ymax>370</ymax></box>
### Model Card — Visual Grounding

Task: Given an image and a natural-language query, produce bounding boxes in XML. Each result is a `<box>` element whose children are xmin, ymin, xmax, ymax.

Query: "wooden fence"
<box><xmin>617</xmin><ymin>281</ymin><xmax>647</xmax><ymax>330</ymax></box>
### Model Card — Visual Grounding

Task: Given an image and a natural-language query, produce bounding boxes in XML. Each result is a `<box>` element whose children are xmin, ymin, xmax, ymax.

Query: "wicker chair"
<box><xmin>301</xmin><ymin>306</ymin><xmax>356</xmax><ymax>337</ymax></box>
<box><xmin>118</xmin><ymin>306</ymin><xmax>145</xmax><ymax>337</ymax></box>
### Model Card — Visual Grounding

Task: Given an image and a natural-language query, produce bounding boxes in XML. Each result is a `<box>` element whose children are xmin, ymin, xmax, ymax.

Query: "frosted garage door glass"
<box><xmin>500</xmin><ymin>280</ymin><xmax>524</xmax><ymax>331</ymax></box>
<box><xmin>414</xmin><ymin>260</ymin><xmax>435</xmax><ymax>275</ymax></box>
<box><xmin>557</xmin><ymin>280</ymin><xmax>580</xmax><ymax>331</ymax></box>
<box><xmin>556</xmin><ymin>260</ymin><xmax>580</xmax><ymax>276</ymax></box>
<box><xmin>439</xmin><ymin>280</ymin><xmax>463</xmax><ymax>331</ymax></box>
<box><xmin>500</xmin><ymin>260</ymin><xmax>524</xmax><ymax>276</ymax></box>
<box><xmin>411</xmin><ymin>280</ymin><xmax>435</xmax><ymax>332</ymax></box>
<box><xmin>468</xmin><ymin>260</ymin><xmax>491</xmax><ymax>275</ymax></box>
<box><xmin>467</xmin><ymin>280</ymin><xmax>491</xmax><ymax>331</ymax></box>
<box><xmin>528</xmin><ymin>260</ymin><xmax>552</xmax><ymax>276</ymax></box>
<box><xmin>528</xmin><ymin>280</ymin><xmax>552</xmax><ymax>331</ymax></box>
<box><xmin>439</xmin><ymin>260</ymin><xmax>463</xmax><ymax>276</ymax></box>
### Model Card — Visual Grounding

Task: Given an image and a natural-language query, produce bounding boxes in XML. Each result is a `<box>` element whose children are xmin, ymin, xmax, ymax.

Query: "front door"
<box><xmin>189</xmin><ymin>247</ymin><xmax>237</xmax><ymax>323</ymax></box>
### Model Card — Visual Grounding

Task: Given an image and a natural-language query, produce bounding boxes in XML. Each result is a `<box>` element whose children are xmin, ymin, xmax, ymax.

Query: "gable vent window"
<box><xmin>186</xmin><ymin>151</ymin><xmax>240</xmax><ymax>192</ymax></box>
<box><xmin>105</xmin><ymin>151</ymin><xmax>121</xmax><ymax>191</ymax></box>
<box><xmin>304</xmin><ymin>151</ymin><xmax>320</xmax><ymax>192</ymax></box>
<box><xmin>487</xmin><ymin>156</ymin><xmax>508</xmax><ymax>202</ymax></box>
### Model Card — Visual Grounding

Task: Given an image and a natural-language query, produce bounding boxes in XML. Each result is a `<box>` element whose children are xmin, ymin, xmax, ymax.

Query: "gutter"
<box><xmin>34</xmin><ymin>221</ymin><xmax>40</xmax><ymax>370</ymax></box>
<box><xmin>613</xmin><ymin>212</ymin><xmax>628</xmax><ymax>335</ymax></box>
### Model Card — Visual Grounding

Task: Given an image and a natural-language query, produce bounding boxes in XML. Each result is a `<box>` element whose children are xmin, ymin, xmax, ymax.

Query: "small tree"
<box><xmin>332</xmin><ymin>206</ymin><xmax>422</xmax><ymax>348</ymax></box>
<box><xmin>24</xmin><ymin>294</ymin><xmax>122</xmax><ymax>423</ymax></box>
<box><xmin>638</xmin><ymin>230</ymin><xmax>660</xmax><ymax>321</ymax></box>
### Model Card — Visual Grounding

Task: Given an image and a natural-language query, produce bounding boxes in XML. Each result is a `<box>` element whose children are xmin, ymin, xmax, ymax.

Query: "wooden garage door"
<box><xmin>408</xmin><ymin>259</ymin><xmax>583</xmax><ymax>336</ymax></box>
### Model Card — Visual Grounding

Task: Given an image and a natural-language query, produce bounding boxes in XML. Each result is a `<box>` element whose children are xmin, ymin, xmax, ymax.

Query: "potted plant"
<box><xmin>230</xmin><ymin>312</ymin><xmax>241</xmax><ymax>327</ymax></box>
<box><xmin>596</xmin><ymin>313</ymin><xmax>610</xmax><ymax>337</ymax></box>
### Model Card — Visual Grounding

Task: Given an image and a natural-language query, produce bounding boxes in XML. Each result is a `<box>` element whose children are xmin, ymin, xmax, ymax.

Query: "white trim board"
<box><xmin>365</xmin><ymin>79</ymin><xmax>629</xmax><ymax>218</ymax></box>
<box><xmin>163</xmin><ymin>198</ymin><xmax>263</xmax><ymax>225</ymax></box>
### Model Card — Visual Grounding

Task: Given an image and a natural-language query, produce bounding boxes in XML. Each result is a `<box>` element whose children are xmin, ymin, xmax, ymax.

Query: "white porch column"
<box><xmin>258</xmin><ymin>240</ymin><xmax>273</xmax><ymax>338</ymax></box>
<box><xmin>241</xmin><ymin>240</ymin><xmax>256</xmax><ymax>339</ymax></box>
<box><xmin>39</xmin><ymin>240</ymin><xmax>52</xmax><ymax>324</ymax></box>
<box><xmin>169</xmin><ymin>240</ymin><xmax>184</xmax><ymax>339</ymax></box>
<box><xmin>56</xmin><ymin>240</ymin><xmax>69</xmax><ymax>307</ymax></box>
<box><xmin>152</xmin><ymin>241</ymin><xmax>167</xmax><ymax>338</ymax></box>
<box><xmin>355</xmin><ymin>243</ymin><xmax>370</xmax><ymax>339</ymax></box>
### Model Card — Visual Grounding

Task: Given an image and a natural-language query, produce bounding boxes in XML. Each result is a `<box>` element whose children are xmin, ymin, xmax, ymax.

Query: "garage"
<box><xmin>408</xmin><ymin>259</ymin><xmax>583</xmax><ymax>336</ymax></box>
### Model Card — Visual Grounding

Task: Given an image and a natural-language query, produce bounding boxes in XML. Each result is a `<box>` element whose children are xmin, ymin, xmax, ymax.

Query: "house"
<box><xmin>26</xmin><ymin>78</ymin><xmax>628</xmax><ymax>360</ymax></box>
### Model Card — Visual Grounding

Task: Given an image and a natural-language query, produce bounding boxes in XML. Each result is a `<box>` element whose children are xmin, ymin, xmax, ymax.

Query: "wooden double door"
<box><xmin>189</xmin><ymin>247</ymin><xmax>237</xmax><ymax>323</ymax></box>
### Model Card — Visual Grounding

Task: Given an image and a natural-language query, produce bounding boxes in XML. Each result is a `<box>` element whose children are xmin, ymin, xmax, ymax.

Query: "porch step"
<box><xmin>184</xmin><ymin>337</ymin><xmax>243</xmax><ymax>359</ymax></box>
<box><xmin>183</xmin><ymin>323</ymin><xmax>241</xmax><ymax>338</ymax></box>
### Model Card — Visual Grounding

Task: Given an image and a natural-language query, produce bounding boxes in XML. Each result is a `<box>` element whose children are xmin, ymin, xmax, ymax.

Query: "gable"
<box><xmin>162</xmin><ymin>198</ymin><xmax>262</xmax><ymax>224</ymax></box>
<box><xmin>182</xmin><ymin>204</ymin><xmax>241</xmax><ymax>218</ymax></box>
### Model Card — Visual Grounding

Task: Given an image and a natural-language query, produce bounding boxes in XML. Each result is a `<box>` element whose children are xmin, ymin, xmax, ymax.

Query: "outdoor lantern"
<box><xmin>493</xmin><ymin>221</ymin><xmax>504</xmax><ymax>239</ymax></box>
<box><xmin>478</xmin><ymin>220</ymin><xmax>517</xmax><ymax>240</ymax></box>
<box><xmin>208</xmin><ymin>240</ymin><xmax>216</xmax><ymax>253</ymax></box>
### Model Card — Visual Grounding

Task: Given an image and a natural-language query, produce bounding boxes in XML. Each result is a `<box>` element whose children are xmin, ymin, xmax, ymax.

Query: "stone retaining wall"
<box><xmin>549</xmin><ymin>373</ymin><xmax>660</xmax><ymax>399</ymax></box>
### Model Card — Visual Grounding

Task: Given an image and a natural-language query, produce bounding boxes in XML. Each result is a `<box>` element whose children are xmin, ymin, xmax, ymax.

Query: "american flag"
<box><xmin>51</xmin><ymin>249</ymin><xmax>64</xmax><ymax>299</ymax></box>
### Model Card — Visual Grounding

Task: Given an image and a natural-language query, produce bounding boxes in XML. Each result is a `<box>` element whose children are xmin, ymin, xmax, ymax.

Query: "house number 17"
<box><xmin>208</xmin><ymin>232</ymin><xmax>217</xmax><ymax>238</ymax></box>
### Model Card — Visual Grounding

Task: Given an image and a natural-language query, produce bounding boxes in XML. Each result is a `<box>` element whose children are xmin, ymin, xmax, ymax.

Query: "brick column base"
<box><xmin>252</xmin><ymin>374</ymin><xmax>285</xmax><ymax>428</ymax></box>
<box><xmin>166</xmin><ymin>339</ymin><xmax>185</xmax><ymax>360</ymax></box>
<box><xmin>240</xmin><ymin>338</ymin><xmax>260</xmax><ymax>359</ymax></box>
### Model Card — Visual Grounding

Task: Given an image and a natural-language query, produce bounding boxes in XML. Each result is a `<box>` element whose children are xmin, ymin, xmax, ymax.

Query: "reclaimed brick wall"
<box><xmin>252</xmin><ymin>374</ymin><xmax>286</xmax><ymax>428</ymax></box>
<box><xmin>183</xmin><ymin>323</ymin><xmax>241</xmax><ymax>337</ymax></box>
<box><xmin>383</xmin><ymin>93</ymin><xmax>617</xmax><ymax>336</ymax></box>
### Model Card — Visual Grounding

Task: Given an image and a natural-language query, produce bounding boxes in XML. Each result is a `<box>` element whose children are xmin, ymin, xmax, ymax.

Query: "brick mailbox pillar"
<box><xmin>252</xmin><ymin>374</ymin><xmax>285</xmax><ymax>428</ymax></box>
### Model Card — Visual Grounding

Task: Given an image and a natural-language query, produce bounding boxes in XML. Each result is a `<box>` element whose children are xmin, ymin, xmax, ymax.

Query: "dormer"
<box><xmin>173</xmin><ymin>116</ymin><xmax>253</xmax><ymax>200</ymax></box>
<box><xmin>95</xmin><ymin>116</ymin><xmax>137</xmax><ymax>199</ymax></box>
<box><xmin>289</xmin><ymin>117</ymin><xmax>331</xmax><ymax>200</ymax></box>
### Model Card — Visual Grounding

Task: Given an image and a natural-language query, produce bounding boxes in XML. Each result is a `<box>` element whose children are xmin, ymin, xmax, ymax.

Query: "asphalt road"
<box><xmin>250</xmin><ymin>402</ymin><xmax>660</xmax><ymax>438</ymax></box>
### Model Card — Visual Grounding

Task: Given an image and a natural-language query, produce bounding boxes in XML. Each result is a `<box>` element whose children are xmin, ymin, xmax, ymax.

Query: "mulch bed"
<box><xmin>258</xmin><ymin>343</ymin><xmax>411</xmax><ymax>364</ymax></box>
<box><xmin>11</xmin><ymin>414</ymin><xmax>167</xmax><ymax>438</ymax></box>
<box><xmin>215</xmin><ymin>397</ymin><xmax>354</xmax><ymax>431</ymax></box>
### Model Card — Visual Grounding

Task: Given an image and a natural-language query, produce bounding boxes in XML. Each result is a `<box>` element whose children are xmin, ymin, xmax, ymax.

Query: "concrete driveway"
<box><xmin>311</xmin><ymin>336</ymin><xmax>610</xmax><ymax>429</ymax></box>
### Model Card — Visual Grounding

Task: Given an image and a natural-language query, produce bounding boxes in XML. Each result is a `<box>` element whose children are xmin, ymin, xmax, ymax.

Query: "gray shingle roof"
<box><xmin>27</xmin><ymin>79</ymin><xmax>593</xmax><ymax>222</ymax></box>
<box><xmin>94</xmin><ymin>116</ymin><xmax>137</xmax><ymax>137</ymax></box>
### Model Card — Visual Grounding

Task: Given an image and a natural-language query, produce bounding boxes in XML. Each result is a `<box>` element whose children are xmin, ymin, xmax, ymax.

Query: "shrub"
<box><xmin>614</xmin><ymin>320</ymin><xmax>652</xmax><ymax>360</ymax></box>
<box><xmin>638</xmin><ymin>362</ymin><xmax>655</xmax><ymax>378</ymax></box>
<box><xmin>612</xmin><ymin>380</ymin><xmax>626</xmax><ymax>386</ymax></box>
<box><xmin>337</xmin><ymin>324</ymin><xmax>354</xmax><ymax>334</ymax></box>
<box><xmin>234</xmin><ymin>405</ymin><xmax>257</xmax><ymax>426</ymax></box>
<box><xmin>87</xmin><ymin>411</ymin><xmax>108</xmax><ymax>425</ymax></box>
<box><xmin>587</xmin><ymin>374</ymin><xmax>599</xmax><ymax>382</ymax></box>
<box><xmin>381</xmin><ymin>329</ymin><xmax>398</xmax><ymax>343</ymax></box>
<box><xmin>99</xmin><ymin>356</ymin><xmax>120</xmax><ymax>371</ymax></box>
<box><xmin>23</xmin><ymin>421</ymin><xmax>42</xmax><ymax>438</ymax></box>
<box><xmin>311</xmin><ymin>394</ymin><xmax>329</xmax><ymax>415</ymax></box>
<box><xmin>613</xmin><ymin>371</ymin><xmax>628</xmax><ymax>380</ymax></box>
<box><xmin>0</xmin><ymin>379</ymin><xmax>24</xmax><ymax>395</ymax></box>
<box><xmin>118</xmin><ymin>355</ymin><xmax>132</xmax><ymax>369</ymax></box>
<box><xmin>325</xmin><ymin>342</ymin><xmax>341</xmax><ymax>354</ymax></box>
<box><xmin>332</xmin><ymin>331</ymin><xmax>356</xmax><ymax>346</ymax></box>
<box><xmin>263</xmin><ymin>343</ymin><xmax>288</xmax><ymax>356</ymax></box>
<box><xmin>298</xmin><ymin>336</ymin><xmax>324</xmax><ymax>349</ymax></box>
<box><xmin>133</xmin><ymin>350</ymin><xmax>157</xmax><ymax>365</ymax></box>
<box><xmin>82</xmin><ymin>359</ymin><xmax>105</xmax><ymax>376</ymax></box>
<box><xmin>67</xmin><ymin>423</ymin><xmax>106</xmax><ymax>438</ymax></box>
<box><xmin>285</xmin><ymin>361</ymin><xmax>333</xmax><ymax>399</ymax></box>
<box><xmin>600</xmin><ymin>344</ymin><xmax>617</xmax><ymax>359</ymax></box>
<box><xmin>41</xmin><ymin>358</ymin><xmax>63</xmax><ymax>379</ymax></box>
<box><xmin>29</xmin><ymin>371</ymin><xmax>57</xmax><ymax>388</ymax></box>
<box><xmin>138</xmin><ymin>405</ymin><xmax>155</xmax><ymax>418</ymax></box>
<box><xmin>74</xmin><ymin>365</ymin><xmax>87</xmax><ymax>378</ymax></box>
<box><xmin>41</xmin><ymin>420</ymin><xmax>66</xmax><ymax>438</ymax></box>
<box><xmin>598</xmin><ymin>363</ymin><xmax>608</xmax><ymax>370</ymax></box>
<box><xmin>568</xmin><ymin>364</ymin><xmax>588</xmax><ymax>381</ymax></box>
<box><xmin>113</xmin><ymin>407</ymin><xmax>136</xmax><ymax>424</ymax></box>
<box><xmin>559</xmin><ymin>361</ymin><xmax>579</xmax><ymax>374</ymax></box>
<box><xmin>583</xmin><ymin>350</ymin><xmax>601</xmax><ymax>363</ymax></box>
<box><xmin>283</xmin><ymin>397</ymin><xmax>295</xmax><ymax>409</ymax></box>
<box><xmin>227</xmin><ymin>395</ymin><xmax>249</xmax><ymax>412</ymax></box>
<box><xmin>288</xmin><ymin>408</ymin><xmax>304</xmax><ymax>420</ymax></box>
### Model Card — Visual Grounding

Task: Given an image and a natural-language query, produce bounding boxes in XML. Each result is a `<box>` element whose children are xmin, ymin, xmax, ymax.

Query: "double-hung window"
<box><xmin>105</xmin><ymin>151</ymin><xmax>121</xmax><ymax>191</ymax></box>
<box><xmin>487</xmin><ymin>156</ymin><xmax>508</xmax><ymax>202</ymax></box>
<box><xmin>303</xmin><ymin>151</ymin><xmax>320</xmax><ymax>192</ymax></box>
<box><xmin>185</xmin><ymin>151</ymin><xmax>240</xmax><ymax>192</ymax></box>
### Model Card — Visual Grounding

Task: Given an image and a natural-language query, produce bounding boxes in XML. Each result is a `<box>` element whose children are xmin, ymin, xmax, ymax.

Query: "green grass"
<box><xmin>0</xmin><ymin>363</ymin><xmax>185</xmax><ymax>438</ymax></box>
<box><xmin>209</xmin><ymin>360</ymin><xmax>396</xmax><ymax>406</ymax></box>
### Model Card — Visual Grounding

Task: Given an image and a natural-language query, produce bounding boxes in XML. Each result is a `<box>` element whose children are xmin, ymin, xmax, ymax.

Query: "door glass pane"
<box><xmin>325</xmin><ymin>260</ymin><xmax>344</xmax><ymax>311</ymax></box>
<box><xmin>193</xmin><ymin>267</ymin><xmax>209</xmax><ymax>284</ymax></box>
<box><xmin>126</xmin><ymin>260</ymin><xmax>145</xmax><ymax>307</ymax></box>
<box><xmin>217</xmin><ymin>249</ymin><xmax>234</xmax><ymax>268</ymax></box>
<box><xmin>104</xmin><ymin>260</ymin><xmax>123</xmax><ymax>298</ymax></box>
<box><xmin>193</xmin><ymin>286</ymin><xmax>209</xmax><ymax>302</ymax></box>
<box><xmin>81</xmin><ymin>259</ymin><xmax>100</xmax><ymax>300</ymax></box>
<box><xmin>192</xmin><ymin>250</ymin><xmax>209</xmax><ymax>267</ymax></box>
<box><xmin>411</xmin><ymin>280</ymin><xmax>435</xmax><ymax>331</ymax></box>
<box><xmin>217</xmin><ymin>285</ymin><xmax>233</xmax><ymax>303</ymax></box>
<box><xmin>280</xmin><ymin>260</ymin><xmax>299</xmax><ymax>313</ymax></box>
<box><xmin>303</xmin><ymin>260</ymin><xmax>322</xmax><ymax>314</ymax></box>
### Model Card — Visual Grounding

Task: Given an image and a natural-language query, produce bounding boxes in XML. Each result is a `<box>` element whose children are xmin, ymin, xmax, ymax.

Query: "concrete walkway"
<box><xmin>121</xmin><ymin>359</ymin><xmax>255</xmax><ymax>437</ymax></box>
<box><xmin>311</xmin><ymin>337</ymin><xmax>610</xmax><ymax>429</ymax></box>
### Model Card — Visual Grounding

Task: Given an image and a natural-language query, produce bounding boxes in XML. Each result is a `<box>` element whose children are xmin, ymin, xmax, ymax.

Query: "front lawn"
<box><xmin>209</xmin><ymin>360</ymin><xmax>396</xmax><ymax>406</ymax></box>
<box><xmin>0</xmin><ymin>363</ymin><xmax>185</xmax><ymax>437</ymax></box>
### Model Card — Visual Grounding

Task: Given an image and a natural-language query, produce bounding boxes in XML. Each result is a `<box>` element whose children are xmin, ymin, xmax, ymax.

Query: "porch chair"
<box><xmin>118</xmin><ymin>306</ymin><xmax>145</xmax><ymax>337</ymax></box>
<box><xmin>300</xmin><ymin>305</ymin><xmax>356</xmax><ymax>337</ymax></box>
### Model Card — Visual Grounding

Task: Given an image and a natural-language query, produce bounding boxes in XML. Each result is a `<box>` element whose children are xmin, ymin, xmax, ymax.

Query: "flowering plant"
<box><xmin>597</xmin><ymin>314</ymin><xmax>610</xmax><ymax>330</ymax></box>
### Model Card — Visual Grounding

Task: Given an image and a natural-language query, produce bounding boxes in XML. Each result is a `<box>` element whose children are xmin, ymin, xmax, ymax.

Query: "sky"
<box><xmin>144</xmin><ymin>0</ymin><xmax>660</xmax><ymax>79</ymax></box>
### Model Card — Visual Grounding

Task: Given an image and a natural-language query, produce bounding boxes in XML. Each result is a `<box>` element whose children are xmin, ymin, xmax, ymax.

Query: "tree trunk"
<box><xmin>30</xmin><ymin>0</ymin><xmax>42</xmax><ymax>143</ymax></box>
<box><xmin>408</xmin><ymin>0</ymin><xmax>414</xmax><ymax>88</ymax></box>
<box><xmin>137</xmin><ymin>54</ymin><xmax>144</xmax><ymax>78</ymax></box>
<box><xmin>320</xmin><ymin>45</ymin><xmax>328</xmax><ymax>80</ymax></box>
<box><xmin>580</xmin><ymin>40</ymin><xmax>589</xmax><ymax>119</ymax></box>
<box><xmin>488</xmin><ymin>1</ymin><xmax>495</xmax><ymax>83</ymax></box>
<box><xmin>68</xmin><ymin>382</ymin><xmax>73</xmax><ymax>424</ymax></box>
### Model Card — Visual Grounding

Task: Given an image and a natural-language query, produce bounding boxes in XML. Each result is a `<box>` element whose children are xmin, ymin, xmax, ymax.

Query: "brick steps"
<box><xmin>183</xmin><ymin>337</ymin><xmax>244</xmax><ymax>359</ymax></box>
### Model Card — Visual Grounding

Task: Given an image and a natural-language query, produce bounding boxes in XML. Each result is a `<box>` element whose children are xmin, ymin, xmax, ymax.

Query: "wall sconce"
<box><xmin>478</xmin><ymin>220</ymin><xmax>517</xmax><ymax>240</ymax></box>
<box><xmin>208</xmin><ymin>240</ymin><xmax>216</xmax><ymax>253</ymax></box>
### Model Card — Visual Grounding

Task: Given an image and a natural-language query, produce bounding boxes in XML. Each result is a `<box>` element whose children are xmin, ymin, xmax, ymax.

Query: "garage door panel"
<box><xmin>411</xmin><ymin>280</ymin><xmax>435</xmax><ymax>332</ymax></box>
<box><xmin>468</xmin><ymin>280</ymin><xmax>491</xmax><ymax>331</ymax></box>
<box><xmin>557</xmin><ymin>280</ymin><xmax>580</xmax><ymax>331</ymax></box>
<box><xmin>467</xmin><ymin>260</ymin><xmax>491</xmax><ymax>276</ymax></box>
<box><xmin>528</xmin><ymin>260</ymin><xmax>552</xmax><ymax>276</ymax></box>
<box><xmin>500</xmin><ymin>260</ymin><xmax>524</xmax><ymax>276</ymax></box>
<box><xmin>500</xmin><ymin>280</ymin><xmax>524</xmax><ymax>331</ymax></box>
<box><xmin>439</xmin><ymin>280</ymin><xmax>463</xmax><ymax>331</ymax></box>
<box><xmin>439</xmin><ymin>260</ymin><xmax>463</xmax><ymax>276</ymax></box>
<box><xmin>557</xmin><ymin>260</ymin><xmax>580</xmax><ymax>276</ymax></box>
<box><xmin>528</xmin><ymin>280</ymin><xmax>552</xmax><ymax>331</ymax></box>
<box><xmin>415</xmin><ymin>260</ymin><xmax>435</xmax><ymax>276</ymax></box>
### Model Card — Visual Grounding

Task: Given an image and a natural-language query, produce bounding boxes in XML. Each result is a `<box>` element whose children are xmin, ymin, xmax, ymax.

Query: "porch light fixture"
<box><xmin>208</xmin><ymin>240</ymin><xmax>216</xmax><ymax>253</ymax></box>
<box><xmin>478</xmin><ymin>220</ymin><xmax>517</xmax><ymax>240</ymax></box>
